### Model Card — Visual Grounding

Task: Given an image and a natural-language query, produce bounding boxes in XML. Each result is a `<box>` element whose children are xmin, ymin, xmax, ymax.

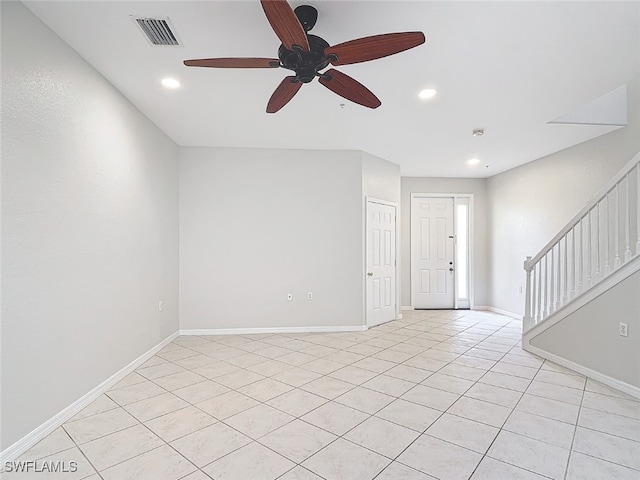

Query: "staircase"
<box><xmin>522</xmin><ymin>152</ymin><xmax>640</xmax><ymax>341</ymax></box>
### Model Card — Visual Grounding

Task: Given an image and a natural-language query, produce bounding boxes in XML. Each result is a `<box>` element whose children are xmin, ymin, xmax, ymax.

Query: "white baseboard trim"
<box><xmin>180</xmin><ymin>325</ymin><xmax>368</xmax><ymax>336</ymax></box>
<box><xmin>401</xmin><ymin>306</ymin><xmax>413</xmax><ymax>311</ymax></box>
<box><xmin>474</xmin><ymin>306</ymin><xmax>522</xmax><ymax>320</ymax></box>
<box><xmin>524</xmin><ymin>343</ymin><xmax>640</xmax><ymax>400</ymax></box>
<box><xmin>0</xmin><ymin>331</ymin><xmax>179</xmax><ymax>464</ymax></box>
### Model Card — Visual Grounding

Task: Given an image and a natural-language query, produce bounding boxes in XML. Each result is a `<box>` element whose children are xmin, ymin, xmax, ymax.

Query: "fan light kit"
<box><xmin>161</xmin><ymin>78</ymin><xmax>181</xmax><ymax>89</ymax></box>
<box><xmin>183</xmin><ymin>0</ymin><xmax>426</xmax><ymax>113</ymax></box>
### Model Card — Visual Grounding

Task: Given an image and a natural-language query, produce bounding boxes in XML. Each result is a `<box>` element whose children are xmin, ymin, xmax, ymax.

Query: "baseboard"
<box><xmin>524</xmin><ymin>343</ymin><xmax>640</xmax><ymax>400</ymax></box>
<box><xmin>474</xmin><ymin>305</ymin><xmax>522</xmax><ymax>320</ymax></box>
<box><xmin>180</xmin><ymin>325</ymin><xmax>368</xmax><ymax>336</ymax></box>
<box><xmin>0</xmin><ymin>331</ymin><xmax>179</xmax><ymax>464</ymax></box>
<box><xmin>401</xmin><ymin>306</ymin><xmax>413</xmax><ymax>311</ymax></box>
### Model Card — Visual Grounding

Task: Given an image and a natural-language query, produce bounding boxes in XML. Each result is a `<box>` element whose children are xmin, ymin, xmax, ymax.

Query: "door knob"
<box><xmin>367</xmin><ymin>272</ymin><xmax>373</xmax><ymax>276</ymax></box>
<box><xmin>449</xmin><ymin>268</ymin><xmax>454</xmax><ymax>272</ymax></box>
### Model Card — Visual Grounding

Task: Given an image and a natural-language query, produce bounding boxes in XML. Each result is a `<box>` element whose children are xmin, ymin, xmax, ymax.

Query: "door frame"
<box><xmin>365</xmin><ymin>197</ymin><xmax>399</xmax><ymax>327</ymax></box>
<box><xmin>410</xmin><ymin>193</ymin><xmax>474</xmax><ymax>310</ymax></box>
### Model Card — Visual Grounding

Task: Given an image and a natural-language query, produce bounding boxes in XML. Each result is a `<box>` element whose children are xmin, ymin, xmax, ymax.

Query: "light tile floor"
<box><xmin>4</xmin><ymin>309</ymin><xmax>640</xmax><ymax>480</ymax></box>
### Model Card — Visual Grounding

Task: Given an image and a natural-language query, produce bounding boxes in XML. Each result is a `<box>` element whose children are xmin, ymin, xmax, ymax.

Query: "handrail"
<box><xmin>524</xmin><ymin>151</ymin><xmax>640</xmax><ymax>331</ymax></box>
<box><xmin>528</xmin><ymin>152</ymin><xmax>640</xmax><ymax>267</ymax></box>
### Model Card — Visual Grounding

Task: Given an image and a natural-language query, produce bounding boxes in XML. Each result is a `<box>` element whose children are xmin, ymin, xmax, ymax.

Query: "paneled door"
<box><xmin>411</xmin><ymin>197</ymin><xmax>455</xmax><ymax>308</ymax></box>
<box><xmin>366</xmin><ymin>200</ymin><xmax>396</xmax><ymax>327</ymax></box>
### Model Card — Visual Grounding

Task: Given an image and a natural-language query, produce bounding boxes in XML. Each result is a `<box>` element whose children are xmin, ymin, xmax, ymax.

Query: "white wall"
<box><xmin>362</xmin><ymin>152</ymin><xmax>401</xmax><ymax>203</ymax></box>
<box><xmin>530</xmin><ymin>268</ymin><xmax>640</xmax><ymax>389</ymax></box>
<box><xmin>487</xmin><ymin>77</ymin><xmax>640</xmax><ymax>315</ymax></box>
<box><xmin>399</xmin><ymin>177</ymin><xmax>489</xmax><ymax>308</ymax></box>
<box><xmin>179</xmin><ymin>147</ymin><xmax>364</xmax><ymax>330</ymax></box>
<box><xmin>1</xmin><ymin>2</ymin><xmax>179</xmax><ymax>451</ymax></box>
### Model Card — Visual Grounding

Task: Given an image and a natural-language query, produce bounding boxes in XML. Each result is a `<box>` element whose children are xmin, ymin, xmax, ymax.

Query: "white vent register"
<box><xmin>133</xmin><ymin>16</ymin><xmax>180</xmax><ymax>46</ymax></box>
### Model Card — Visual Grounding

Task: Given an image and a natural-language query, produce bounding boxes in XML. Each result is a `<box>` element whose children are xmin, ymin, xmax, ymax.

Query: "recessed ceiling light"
<box><xmin>467</xmin><ymin>158</ymin><xmax>480</xmax><ymax>166</ymax></box>
<box><xmin>472</xmin><ymin>129</ymin><xmax>485</xmax><ymax>137</ymax></box>
<box><xmin>161</xmin><ymin>77</ymin><xmax>181</xmax><ymax>89</ymax></box>
<box><xmin>418</xmin><ymin>88</ymin><xmax>437</xmax><ymax>99</ymax></box>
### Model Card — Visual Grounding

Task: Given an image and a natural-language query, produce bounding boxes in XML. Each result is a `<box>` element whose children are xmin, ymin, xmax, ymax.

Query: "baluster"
<box><xmin>544</xmin><ymin>254</ymin><xmax>550</xmax><ymax>318</ymax></box>
<box><xmin>570</xmin><ymin>227</ymin><xmax>576</xmax><ymax>299</ymax></box>
<box><xmin>578</xmin><ymin>218</ymin><xmax>583</xmax><ymax>293</ymax></box>
<box><xmin>636</xmin><ymin>165</ymin><xmax>640</xmax><ymax>254</ymax></box>
<box><xmin>524</xmin><ymin>257</ymin><xmax>533</xmax><ymax>329</ymax></box>
<box><xmin>595</xmin><ymin>203</ymin><xmax>600</xmax><ymax>279</ymax></box>
<box><xmin>531</xmin><ymin>263</ymin><xmax>537</xmax><ymax>324</ymax></box>
<box><xmin>604</xmin><ymin>191</ymin><xmax>610</xmax><ymax>274</ymax></box>
<box><xmin>587</xmin><ymin>210</ymin><xmax>592</xmax><ymax>286</ymax></box>
<box><xmin>556</xmin><ymin>243</ymin><xmax>561</xmax><ymax>310</ymax></box>
<box><xmin>614</xmin><ymin>184</ymin><xmax>621</xmax><ymax>268</ymax></box>
<box><xmin>563</xmin><ymin>234</ymin><xmax>568</xmax><ymax>304</ymax></box>
<box><xmin>536</xmin><ymin>261</ymin><xmax>542</xmax><ymax>323</ymax></box>
<box><xmin>550</xmin><ymin>247</ymin><xmax>556</xmax><ymax>313</ymax></box>
<box><xmin>625</xmin><ymin>173</ymin><xmax>632</xmax><ymax>262</ymax></box>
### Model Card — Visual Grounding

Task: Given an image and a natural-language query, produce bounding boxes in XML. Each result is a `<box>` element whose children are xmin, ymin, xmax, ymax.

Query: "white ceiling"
<box><xmin>24</xmin><ymin>1</ymin><xmax>640</xmax><ymax>177</ymax></box>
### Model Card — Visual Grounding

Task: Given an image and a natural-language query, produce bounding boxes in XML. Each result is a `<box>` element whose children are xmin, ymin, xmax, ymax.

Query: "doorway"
<box><xmin>366</xmin><ymin>199</ymin><xmax>397</xmax><ymax>327</ymax></box>
<box><xmin>411</xmin><ymin>194</ymin><xmax>472</xmax><ymax>309</ymax></box>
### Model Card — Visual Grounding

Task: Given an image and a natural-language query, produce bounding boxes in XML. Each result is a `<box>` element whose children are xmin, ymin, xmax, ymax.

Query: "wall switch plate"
<box><xmin>620</xmin><ymin>323</ymin><xmax>628</xmax><ymax>337</ymax></box>
<box><xmin>287</xmin><ymin>293</ymin><xmax>293</xmax><ymax>302</ymax></box>
<box><xmin>307</xmin><ymin>292</ymin><xmax>313</xmax><ymax>300</ymax></box>
<box><xmin>158</xmin><ymin>301</ymin><xmax>163</xmax><ymax>312</ymax></box>
<box><xmin>518</xmin><ymin>286</ymin><xmax>523</xmax><ymax>294</ymax></box>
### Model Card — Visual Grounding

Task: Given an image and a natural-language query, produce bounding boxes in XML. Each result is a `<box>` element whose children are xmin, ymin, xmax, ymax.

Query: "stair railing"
<box><xmin>523</xmin><ymin>152</ymin><xmax>640</xmax><ymax>332</ymax></box>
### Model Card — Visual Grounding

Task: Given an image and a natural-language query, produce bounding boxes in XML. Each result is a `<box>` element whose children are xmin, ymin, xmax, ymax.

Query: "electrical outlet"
<box><xmin>518</xmin><ymin>286</ymin><xmax>523</xmax><ymax>294</ymax></box>
<box><xmin>620</xmin><ymin>323</ymin><xmax>628</xmax><ymax>337</ymax></box>
<box><xmin>287</xmin><ymin>293</ymin><xmax>293</xmax><ymax>302</ymax></box>
<box><xmin>307</xmin><ymin>292</ymin><xmax>313</xmax><ymax>300</ymax></box>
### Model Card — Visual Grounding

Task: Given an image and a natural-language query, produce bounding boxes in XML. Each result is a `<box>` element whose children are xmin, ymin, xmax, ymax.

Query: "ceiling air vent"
<box><xmin>133</xmin><ymin>16</ymin><xmax>180</xmax><ymax>46</ymax></box>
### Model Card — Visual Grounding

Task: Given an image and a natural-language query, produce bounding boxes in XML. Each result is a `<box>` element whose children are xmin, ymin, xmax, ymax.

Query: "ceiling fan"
<box><xmin>183</xmin><ymin>0</ymin><xmax>425</xmax><ymax>113</ymax></box>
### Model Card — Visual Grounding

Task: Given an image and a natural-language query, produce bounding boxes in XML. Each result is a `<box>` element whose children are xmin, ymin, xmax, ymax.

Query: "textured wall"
<box><xmin>487</xmin><ymin>78</ymin><xmax>640</xmax><ymax>315</ymax></box>
<box><xmin>1</xmin><ymin>2</ymin><xmax>179</xmax><ymax>450</ymax></box>
<box><xmin>179</xmin><ymin>147</ymin><xmax>364</xmax><ymax>330</ymax></box>
<box><xmin>530</xmin><ymin>269</ymin><xmax>640</xmax><ymax>389</ymax></box>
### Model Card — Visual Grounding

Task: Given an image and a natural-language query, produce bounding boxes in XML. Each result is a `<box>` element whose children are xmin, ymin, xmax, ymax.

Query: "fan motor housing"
<box><xmin>278</xmin><ymin>34</ymin><xmax>331</xmax><ymax>83</ymax></box>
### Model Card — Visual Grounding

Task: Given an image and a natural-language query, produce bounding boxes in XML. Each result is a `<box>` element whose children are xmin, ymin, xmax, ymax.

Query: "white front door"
<box><xmin>366</xmin><ymin>201</ymin><xmax>396</xmax><ymax>327</ymax></box>
<box><xmin>411</xmin><ymin>197</ymin><xmax>455</xmax><ymax>309</ymax></box>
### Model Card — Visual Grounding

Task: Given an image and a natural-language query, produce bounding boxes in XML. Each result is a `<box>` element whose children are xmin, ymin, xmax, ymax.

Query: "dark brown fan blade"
<box><xmin>325</xmin><ymin>32</ymin><xmax>425</xmax><ymax>66</ymax></box>
<box><xmin>318</xmin><ymin>69</ymin><xmax>381</xmax><ymax>109</ymax></box>
<box><xmin>183</xmin><ymin>58</ymin><xmax>280</xmax><ymax>68</ymax></box>
<box><xmin>266</xmin><ymin>76</ymin><xmax>303</xmax><ymax>113</ymax></box>
<box><xmin>261</xmin><ymin>0</ymin><xmax>310</xmax><ymax>51</ymax></box>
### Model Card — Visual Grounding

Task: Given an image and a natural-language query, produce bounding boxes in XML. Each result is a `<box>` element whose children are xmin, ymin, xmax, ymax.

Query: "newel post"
<box><xmin>523</xmin><ymin>256</ymin><xmax>533</xmax><ymax>330</ymax></box>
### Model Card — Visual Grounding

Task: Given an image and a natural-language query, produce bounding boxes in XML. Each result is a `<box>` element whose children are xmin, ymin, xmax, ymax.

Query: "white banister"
<box><xmin>637</xmin><ymin>165</ymin><xmax>640</xmax><ymax>254</ymax></box>
<box><xmin>595</xmin><ymin>205</ymin><xmax>600</xmax><ymax>279</ymax></box>
<box><xmin>587</xmin><ymin>210</ymin><xmax>592</xmax><ymax>286</ymax></box>
<box><xmin>524</xmin><ymin>256</ymin><xmax>533</xmax><ymax>328</ymax></box>
<box><xmin>563</xmin><ymin>235</ymin><xmax>568</xmax><ymax>304</ymax></box>
<box><xmin>614</xmin><ymin>185</ymin><xmax>621</xmax><ymax>269</ymax></box>
<box><xmin>625</xmin><ymin>174</ymin><xmax>632</xmax><ymax>262</ymax></box>
<box><xmin>604</xmin><ymin>192</ymin><xmax>610</xmax><ymax>274</ymax></box>
<box><xmin>570</xmin><ymin>227</ymin><xmax>576</xmax><ymax>299</ymax></box>
<box><xmin>523</xmin><ymin>152</ymin><xmax>640</xmax><ymax>333</ymax></box>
